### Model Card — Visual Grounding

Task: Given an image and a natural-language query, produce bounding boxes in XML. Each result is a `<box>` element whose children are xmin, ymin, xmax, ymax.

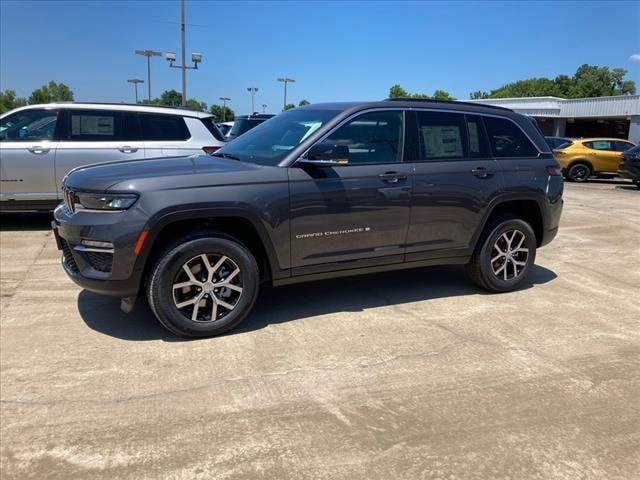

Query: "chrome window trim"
<box><xmin>284</xmin><ymin>106</ymin><xmax>543</xmax><ymax>167</ymax></box>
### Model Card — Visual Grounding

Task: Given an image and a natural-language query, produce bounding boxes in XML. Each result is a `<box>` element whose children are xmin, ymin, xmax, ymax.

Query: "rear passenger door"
<box><xmin>405</xmin><ymin>111</ymin><xmax>503</xmax><ymax>261</ymax></box>
<box><xmin>54</xmin><ymin>109</ymin><xmax>145</xmax><ymax>193</ymax></box>
<box><xmin>582</xmin><ymin>140</ymin><xmax>619</xmax><ymax>173</ymax></box>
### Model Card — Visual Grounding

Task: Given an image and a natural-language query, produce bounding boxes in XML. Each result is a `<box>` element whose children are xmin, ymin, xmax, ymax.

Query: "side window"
<box><xmin>322</xmin><ymin>111</ymin><xmax>403</xmax><ymax>164</ymax></box>
<box><xmin>584</xmin><ymin>141</ymin><xmax>612</xmax><ymax>151</ymax></box>
<box><xmin>122</xmin><ymin>112</ymin><xmax>141</xmax><ymax>141</ymax></box>
<box><xmin>614</xmin><ymin>141</ymin><xmax>634</xmax><ymax>152</ymax></box>
<box><xmin>466</xmin><ymin>115</ymin><xmax>490</xmax><ymax>158</ymax></box>
<box><xmin>483</xmin><ymin>116</ymin><xmax>539</xmax><ymax>158</ymax></box>
<box><xmin>416</xmin><ymin>111</ymin><xmax>467</xmax><ymax>160</ymax></box>
<box><xmin>140</xmin><ymin>114</ymin><xmax>190</xmax><ymax>141</ymax></box>
<box><xmin>0</xmin><ymin>109</ymin><xmax>59</xmax><ymax>142</ymax></box>
<box><xmin>68</xmin><ymin>110</ymin><xmax>121</xmax><ymax>141</ymax></box>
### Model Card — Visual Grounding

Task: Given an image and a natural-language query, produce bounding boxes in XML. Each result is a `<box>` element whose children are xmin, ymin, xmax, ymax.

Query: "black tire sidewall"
<box><xmin>567</xmin><ymin>163</ymin><xmax>591</xmax><ymax>182</ymax></box>
<box><xmin>149</xmin><ymin>237</ymin><xmax>259</xmax><ymax>337</ymax></box>
<box><xmin>478</xmin><ymin>218</ymin><xmax>537</xmax><ymax>292</ymax></box>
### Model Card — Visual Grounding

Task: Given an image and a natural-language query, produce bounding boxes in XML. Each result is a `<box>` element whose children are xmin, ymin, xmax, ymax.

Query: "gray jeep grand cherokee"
<box><xmin>53</xmin><ymin>99</ymin><xmax>563</xmax><ymax>338</ymax></box>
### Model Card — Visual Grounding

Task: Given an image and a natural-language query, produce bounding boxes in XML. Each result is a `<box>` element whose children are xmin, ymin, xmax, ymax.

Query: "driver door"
<box><xmin>288</xmin><ymin>110</ymin><xmax>412</xmax><ymax>275</ymax></box>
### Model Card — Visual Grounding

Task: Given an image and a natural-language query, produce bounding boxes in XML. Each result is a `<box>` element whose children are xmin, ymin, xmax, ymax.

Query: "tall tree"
<box><xmin>388</xmin><ymin>84</ymin><xmax>455</xmax><ymax>100</ymax></box>
<box><xmin>28</xmin><ymin>81</ymin><xmax>74</xmax><ymax>104</ymax></box>
<box><xmin>284</xmin><ymin>103</ymin><xmax>295</xmax><ymax>111</ymax></box>
<box><xmin>209</xmin><ymin>104</ymin><xmax>235</xmax><ymax>122</ymax></box>
<box><xmin>470</xmin><ymin>90</ymin><xmax>489</xmax><ymax>99</ymax></box>
<box><xmin>0</xmin><ymin>90</ymin><xmax>27</xmax><ymax>113</ymax></box>
<box><xmin>298</xmin><ymin>99</ymin><xmax>310</xmax><ymax>106</ymax></box>
<box><xmin>155</xmin><ymin>89</ymin><xmax>183</xmax><ymax>106</ymax></box>
<box><xmin>431</xmin><ymin>90</ymin><xmax>455</xmax><ymax>101</ymax></box>
<box><xmin>184</xmin><ymin>98</ymin><xmax>207</xmax><ymax>111</ymax></box>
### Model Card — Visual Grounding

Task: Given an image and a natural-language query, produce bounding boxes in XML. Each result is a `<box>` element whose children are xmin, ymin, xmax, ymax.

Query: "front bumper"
<box><xmin>52</xmin><ymin>204</ymin><xmax>146</xmax><ymax>298</ymax></box>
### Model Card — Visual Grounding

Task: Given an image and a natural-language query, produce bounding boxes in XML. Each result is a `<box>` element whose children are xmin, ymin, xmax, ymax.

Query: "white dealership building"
<box><xmin>471</xmin><ymin>95</ymin><xmax>640</xmax><ymax>143</ymax></box>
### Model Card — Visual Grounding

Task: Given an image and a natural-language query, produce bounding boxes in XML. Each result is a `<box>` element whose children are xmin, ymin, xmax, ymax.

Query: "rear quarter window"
<box><xmin>140</xmin><ymin>114</ymin><xmax>190</xmax><ymax>141</ymax></box>
<box><xmin>483</xmin><ymin>116</ymin><xmax>539</xmax><ymax>158</ymax></box>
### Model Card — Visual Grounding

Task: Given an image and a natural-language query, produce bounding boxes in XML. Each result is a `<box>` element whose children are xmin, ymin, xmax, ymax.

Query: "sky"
<box><xmin>1</xmin><ymin>0</ymin><xmax>639</xmax><ymax>116</ymax></box>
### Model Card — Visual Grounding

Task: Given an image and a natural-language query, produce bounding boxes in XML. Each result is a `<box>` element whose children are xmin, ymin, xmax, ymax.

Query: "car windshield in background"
<box><xmin>218</xmin><ymin>109</ymin><xmax>341</xmax><ymax>166</ymax></box>
<box><xmin>227</xmin><ymin>118</ymin><xmax>262</xmax><ymax>140</ymax></box>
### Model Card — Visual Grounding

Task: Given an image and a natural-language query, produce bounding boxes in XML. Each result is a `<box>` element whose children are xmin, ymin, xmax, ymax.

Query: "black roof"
<box><xmin>298</xmin><ymin>99</ymin><xmax>515</xmax><ymax>115</ymax></box>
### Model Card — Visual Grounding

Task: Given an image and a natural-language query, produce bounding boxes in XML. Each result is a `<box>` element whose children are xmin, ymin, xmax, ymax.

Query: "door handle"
<box><xmin>378</xmin><ymin>172</ymin><xmax>407</xmax><ymax>183</ymax></box>
<box><xmin>471</xmin><ymin>167</ymin><xmax>493</xmax><ymax>179</ymax></box>
<box><xmin>118</xmin><ymin>146</ymin><xmax>138</xmax><ymax>153</ymax></box>
<box><xmin>28</xmin><ymin>146</ymin><xmax>50</xmax><ymax>154</ymax></box>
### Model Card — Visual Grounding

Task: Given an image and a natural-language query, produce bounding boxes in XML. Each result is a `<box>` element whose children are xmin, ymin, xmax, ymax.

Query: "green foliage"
<box><xmin>388</xmin><ymin>84</ymin><xmax>455</xmax><ymax>101</ymax></box>
<box><xmin>284</xmin><ymin>103</ymin><xmax>296</xmax><ymax>111</ymax></box>
<box><xmin>184</xmin><ymin>98</ymin><xmax>207</xmax><ymax>112</ymax></box>
<box><xmin>470</xmin><ymin>90</ymin><xmax>489</xmax><ymax>99</ymax></box>
<box><xmin>484</xmin><ymin>65</ymin><xmax>636</xmax><ymax>99</ymax></box>
<box><xmin>209</xmin><ymin>104</ymin><xmax>235</xmax><ymax>122</ymax></box>
<box><xmin>0</xmin><ymin>90</ymin><xmax>27</xmax><ymax>113</ymax></box>
<box><xmin>141</xmin><ymin>90</ymin><xmax>207</xmax><ymax>111</ymax></box>
<box><xmin>28</xmin><ymin>81</ymin><xmax>74</xmax><ymax>104</ymax></box>
<box><xmin>298</xmin><ymin>99</ymin><xmax>310</xmax><ymax>106</ymax></box>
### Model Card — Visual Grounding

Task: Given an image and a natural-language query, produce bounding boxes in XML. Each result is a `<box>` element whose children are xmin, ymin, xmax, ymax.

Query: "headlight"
<box><xmin>75</xmin><ymin>192</ymin><xmax>138</xmax><ymax>211</ymax></box>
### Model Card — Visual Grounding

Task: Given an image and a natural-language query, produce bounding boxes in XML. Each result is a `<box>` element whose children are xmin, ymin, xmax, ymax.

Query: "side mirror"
<box><xmin>298</xmin><ymin>142</ymin><xmax>349</xmax><ymax>167</ymax></box>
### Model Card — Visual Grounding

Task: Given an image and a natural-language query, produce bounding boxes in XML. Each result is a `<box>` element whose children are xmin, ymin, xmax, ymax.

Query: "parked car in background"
<box><xmin>226</xmin><ymin>114</ymin><xmax>274</xmax><ymax>140</ymax></box>
<box><xmin>53</xmin><ymin>98</ymin><xmax>563</xmax><ymax>337</ymax></box>
<box><xmin>553</xmin><ymin>137</ymin><xmax>635</xmax><ymax>182</ymax></box>
<box><xmin>545</xmin><ymin>136</ymin><xmax>572</xmax><ymax>149</ymax></box>
<box><xmin>0</xmin><ymin>103</ymin><xmax>227</xmax><ymax>211</ymax></box>
<box><xmin>218</xmin><ymin>121</ymin><xmax>234</xmax><ymax>136</ymax></box>
<box><xmin>618</xmin><ymin>144</ymin><xmax>640</xmax><ymax>188</ymax></box>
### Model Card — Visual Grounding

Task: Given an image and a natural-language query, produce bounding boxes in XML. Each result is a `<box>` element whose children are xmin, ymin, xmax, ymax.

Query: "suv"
<box><xmin>0</xmin><ymin>102</ymin><xmax>226</xmax><ymax>211</ymax></box>
<box><xmin>553</xmin><ymin>137</ymin><xmax>636</xmax><ymax>182</ymax></box>
<box><xmin>225</xmin><ymin>114</ymin><xmax>275</xmax><ymax>140</ymax></box>
<box><xmin>52</xmin><ymin>99</ymin><xmax>563</xmax><ymax>338</ymax></box>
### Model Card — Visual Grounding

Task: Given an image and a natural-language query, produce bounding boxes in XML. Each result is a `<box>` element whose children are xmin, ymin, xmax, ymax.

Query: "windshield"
<box><xmin>219</xmin><ymin>108</ymin><xmax>341</xmax><ymax>166</ymax></box>
<box><xmin>227</xmin><ymin>118</ymin><xmax>263</xmax><ymax>140</ymax></box>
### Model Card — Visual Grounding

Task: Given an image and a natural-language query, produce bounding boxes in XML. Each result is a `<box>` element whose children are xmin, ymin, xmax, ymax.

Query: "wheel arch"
<box><xmin>567</xmin><ymin>157</ymin><xmax>595</xmax><ymax>172</ymax></box>
<box><xmin>474</xmin><ymin>196</ymin><xmax>545</xmax><ymax>248</ymax></box>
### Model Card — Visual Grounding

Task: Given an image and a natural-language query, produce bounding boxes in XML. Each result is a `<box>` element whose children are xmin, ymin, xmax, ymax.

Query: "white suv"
<box><xmin>0</xmin><ymin>102</ymin><xmax>227</xmax><ymax>211</ymax></box>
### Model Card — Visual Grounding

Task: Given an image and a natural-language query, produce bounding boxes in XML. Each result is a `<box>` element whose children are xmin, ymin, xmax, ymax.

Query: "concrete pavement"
<box><xmin>1</xmin><ymin>181</ymin><xmax>639</xmax><ymax>479</ymax></box>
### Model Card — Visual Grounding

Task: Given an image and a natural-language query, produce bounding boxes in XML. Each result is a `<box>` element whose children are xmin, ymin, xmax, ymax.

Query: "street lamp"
<box><xmin>134</xmin><ymin>49</ymin><xmax>161</xmax><ymax>101</ymax></box>
<box><xmin>277</xmin><ymin>77</ymin><xmax>295</xmax><ymax>111</ymax></box>
<box><xmin>127</xmin><ymin>79</ymin><xmax>144</xmax><ymax>103</ymax></box>
<box><xmin>165</xmin><ymin>0</ymin><xmax>202</xmax><ymax>106</ymax></box>
<box><xmin>262</xmin><ymin>104</ymin><xmax>267</xmax><ymax>114</ymax></box>
<box><xmin>219</xmin><ymin>96</ymin><xmax>230</xmax><ymax>122</ymax></box>
<box><xmin>247</xmin><ymin>87</ymin><xmax>258</xmax><ymax>114</ymax></box>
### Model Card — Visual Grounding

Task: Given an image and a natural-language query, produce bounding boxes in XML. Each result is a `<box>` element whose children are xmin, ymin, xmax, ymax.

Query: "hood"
<box><xmin>64</xmin><ymin>155</ymin><xmax>271</xmax><ymax>192</ymax></box>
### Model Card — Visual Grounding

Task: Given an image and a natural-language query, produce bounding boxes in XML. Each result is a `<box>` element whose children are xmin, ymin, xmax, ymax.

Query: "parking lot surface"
<box><xmin>1</xmin><ymin>181</ymin><xmax>639</xmax><ymax>480</ymax></box>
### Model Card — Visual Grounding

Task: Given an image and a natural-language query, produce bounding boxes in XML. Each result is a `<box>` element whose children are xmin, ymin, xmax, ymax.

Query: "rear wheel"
<box><xmin>466</xmin><ymin>215</ymin><xmax>537</xmax><ymax>293</ymax></box>
<box><xmin>147</xmin><ymin>234</ymin><xmax>259</xmax><ymax>338</ymax></box>
<box><xmin>566</xmin><ymin>162</ymin><xmax>591</xmax><ymax>182</ymax></box>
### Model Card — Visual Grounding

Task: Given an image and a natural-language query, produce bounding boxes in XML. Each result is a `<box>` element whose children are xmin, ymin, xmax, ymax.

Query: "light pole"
<box><xmin>247</xmin><ymin>87</ymin><xmax>258</xmax><ymax>114</ymax></box>
<box><xmin>166</xmin><ymin>0</ymin><xmax>202</xmax><ymax>106</ymax></box>
<box><xmin>262</xmin><ymin>104</ymin><xmax>267</xmax><ymax>114</ymax></box>
<box><xmin>277</xmin><ymin>77</ymin><xmax>295</xmax><ymax>110</ymax></box>
<box><xmin>127</xmin><ymin>79</ymin><xmax>144</xmax><ymax>103</ymax></box>
<box><xmin>135</xmin><ymin>50</ymin><xmax>161</xmax><ymax>101</ymax></box>
<box><xmin>219</xmin><ymin>96</ymin><xmax>230</xmax><ymax>122</ymax></box>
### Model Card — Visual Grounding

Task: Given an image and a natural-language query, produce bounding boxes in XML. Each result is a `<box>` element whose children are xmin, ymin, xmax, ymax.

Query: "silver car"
<box><xmin>0</xmin><ymin>102</ymin><xmax>226</xmax><ymax>211</ymax></box>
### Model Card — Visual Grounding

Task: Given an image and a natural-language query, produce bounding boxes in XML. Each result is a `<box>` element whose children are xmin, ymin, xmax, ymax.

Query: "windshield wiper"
<box><xmin>211</xmin><ymin>152</ymin><xmax>241</xmax><ymax>161</ymax></box>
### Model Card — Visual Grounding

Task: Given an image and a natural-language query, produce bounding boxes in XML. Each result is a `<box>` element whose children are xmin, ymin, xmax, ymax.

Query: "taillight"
<box><xmin>546</xmin><ymin>165</ymin><xmax>563</xmax><ymax>176</ymax></box>
<box><xmin>202</xmin><ymin>146</ymin><xmax>220</xmax><ymax>155</ymax></box>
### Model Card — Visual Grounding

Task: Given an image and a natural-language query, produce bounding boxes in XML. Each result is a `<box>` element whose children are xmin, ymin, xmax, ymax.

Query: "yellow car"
<box><xmin>553</xmin><ymin>138</ymin><xmax>636</xmax><ymax>182</ymax></box>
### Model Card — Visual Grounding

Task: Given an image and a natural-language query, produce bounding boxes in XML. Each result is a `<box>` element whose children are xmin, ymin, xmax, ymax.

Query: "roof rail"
<box><xmin>53</xmin><ymin>101</ymin><xmax>206</xmax><ymax>112</ymax></box>
<box><xmin>384</xmin><ymin>97</ymin><xmax>512</xmax><ymax>112</ymax></box>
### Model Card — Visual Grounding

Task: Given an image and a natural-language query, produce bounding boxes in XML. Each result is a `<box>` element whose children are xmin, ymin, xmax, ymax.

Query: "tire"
<box><xmin>633</xmin><ymin>179</ymin><xmax>640</xmax><ymax>189</ymax></box>
<box><xmin>566</xmin><ymin>162</ymin><xmax>591</xmax><ymax>182</ymax></box>
<box><xmin>466</xmin><ymin>215</ymin><xmax>537</xmax><ymax>293</ymax></box>
<box><xmin>147</xmin><ymin>233</ymin><xmax>259</xmax><ymax>338</ymax></box>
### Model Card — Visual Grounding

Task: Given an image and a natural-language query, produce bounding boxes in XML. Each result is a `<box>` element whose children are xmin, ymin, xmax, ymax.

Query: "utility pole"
<box><xmin>135</xmin><ymin>50</ymin><xmax>161</xmax><ymax>101</ymax></box>
<box><xmin>262</xmin><ymin>104</ymin><xmax>267</xmax><ymax>114</ymax></box>
<box><xmin>277</xmin><ymin>77</ymin><xmax>295</xmax><ymax>110</ymax></box>
<box><xmin>166</xmin><ymin>0</ymin><xmax>202</xmax><ymax>106</ymax></box>
<box><xmin>127</xmin><ymin>79</ymin><xmax>144</xmax><ymax>103</ymax></box>
<box><xmin>219</xmin><ymin>96</ymin><xmax>230</xmax><ymax>122</ymax></box>
<box><xmin>247</xmin><ymin>87</ymin><xmax>258</xmax><ymax>114</ymax></box>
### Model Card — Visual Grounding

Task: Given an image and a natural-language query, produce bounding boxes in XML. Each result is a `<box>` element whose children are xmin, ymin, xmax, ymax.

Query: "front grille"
<box><xmin>86</xmin><ymin>251</ymin><xmax>113</xmax><ymax>273</ymax></box>
<box><xmin>60</xmin><ymin>238</ymin><xmax>78</xmax><ymax>273</ymax></box>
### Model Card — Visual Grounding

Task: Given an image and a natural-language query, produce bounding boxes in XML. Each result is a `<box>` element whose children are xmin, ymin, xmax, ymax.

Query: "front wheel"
<box><xmin>147</xmin><ymin>234</ymin><xmax>259</xmax><ymax>338</ymax></box>
<box><xmin>466</xmin><ymin>215</ymin><xmax>537</xmax><ymax>293</ymax></box>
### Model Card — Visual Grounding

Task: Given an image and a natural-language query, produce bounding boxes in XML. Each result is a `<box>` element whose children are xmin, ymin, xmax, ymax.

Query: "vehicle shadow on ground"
<box><xmin>0</xmin><ymin>212</ymin><xmax>54</xmax><ymax>231</ymax></box>
<box><xmin>77</xmin><ymin>264</ymin><xmax>557</xmax><ymax>342</ymax></box>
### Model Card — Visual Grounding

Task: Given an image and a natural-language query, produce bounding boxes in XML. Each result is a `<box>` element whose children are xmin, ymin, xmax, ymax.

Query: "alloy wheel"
<box><xmin>172</xmin><ymin>254</ymin><xmax>243</xmax><ymax>322</ymax></box>
<box><xmin>569</xmin><ymin>164</ymin><xmax>590</xmax><ymax>181</ymax></box>
<box><xmin>490</xmin><ymin>229</ymin><xmax>529</xmax><ymax>281</ymax></box>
